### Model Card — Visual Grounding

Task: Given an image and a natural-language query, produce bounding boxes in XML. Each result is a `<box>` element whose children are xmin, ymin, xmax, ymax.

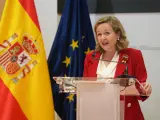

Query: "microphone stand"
<box><xmin>92</xmin><ymin>52</ymin><xmax>148</xmax><ymax>96</ymax></box>
<box><xmin>92</xmin><ymin>53</ymin><xmax>136</xmax><ymax>87</ymax></box>
<box><xmin>92</xmin><ymin>53</ymin><xmax>135</xmax><ymax>78</ymax></box>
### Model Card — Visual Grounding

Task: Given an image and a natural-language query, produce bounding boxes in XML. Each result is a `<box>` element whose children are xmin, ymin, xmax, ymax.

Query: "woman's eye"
<box><xmin>97</xmin><ymin>33</ymin><xmax>101</xmax><ymax>36</ymax></box>
<box><xmin>105</xmin><ymin>32</ymin><xmax>110</xmax><ymax>35</ymax></box>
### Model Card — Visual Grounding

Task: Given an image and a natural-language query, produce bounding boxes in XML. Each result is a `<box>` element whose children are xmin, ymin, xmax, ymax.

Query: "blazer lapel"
<box><xmin>114</xmin><ymin>52</ymin><xmax>126</xmax><ymax>78</ymax></box>
<box><xmin>91</xmin><ymin>51</ymin><xmax>129</xmax><ymax>78</ymax></box>
<box><xmin>91</xmin><ymin>52</ymin><xmax>101</xmax><ymax>77</ymax></box>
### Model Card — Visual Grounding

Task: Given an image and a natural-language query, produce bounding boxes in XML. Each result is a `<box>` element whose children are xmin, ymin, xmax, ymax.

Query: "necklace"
<box><xmin>103</xmin><ymin>61</ymin><xmax>109</xmax><ymax>67</ymax></box>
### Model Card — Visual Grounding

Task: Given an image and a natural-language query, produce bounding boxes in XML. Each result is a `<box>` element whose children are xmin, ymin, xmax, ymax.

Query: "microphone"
<box><xmin>92</xmin><ymin>51</ymin><xmax>137</xmax><ymax>87</ymax></box>
<box><xmin>92</xmin><ymin>52</ymin><xmax>149</xmax><ymax>96</ymax></box>
<box><xmin>92</xmin><ymin>51</ymin><xmax>135</xmax><ymax>79</ymax></box>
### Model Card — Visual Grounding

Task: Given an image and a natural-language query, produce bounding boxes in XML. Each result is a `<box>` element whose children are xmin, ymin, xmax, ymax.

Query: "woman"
<box><xmin>83</xmin><ymin>16</ymin><xmax>152</xmax><ymax>120</ymax></box>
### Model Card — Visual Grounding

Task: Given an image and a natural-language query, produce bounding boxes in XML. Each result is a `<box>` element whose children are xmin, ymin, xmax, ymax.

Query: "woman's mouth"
<box><xmin>102</xmin><ymin>42</ymin><xmax>108</xmax><ymax>46</ymax></box>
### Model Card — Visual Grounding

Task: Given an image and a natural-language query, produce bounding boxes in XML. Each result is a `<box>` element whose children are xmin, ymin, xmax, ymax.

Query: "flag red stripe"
<box><xmin>0</xmin><ymin>52</ymin><xmax>10</xmax><ymax>60</ymax></box>
<box><xmin>0</xmin><ymin>54</ymin><xmax>10</xmax><ymax>66</ymax></box>
<box><xmin>2</xmin><ymin>59</ymin><xmax>10</xmax><ymax>66</ymax></box>
<box><xmin>0</xmin><ymin>78</ymin><xmax>28</xmax><ymax>120</ymax></box>
<box><xmin>0</xmin><ymin>56</ymin><xmax>11</xmax><ymax>66</ymax></box>
<box><xmin>18</xmin><ymin>0</ymin><xmax>40</xmax><ymax>31</ymax></box>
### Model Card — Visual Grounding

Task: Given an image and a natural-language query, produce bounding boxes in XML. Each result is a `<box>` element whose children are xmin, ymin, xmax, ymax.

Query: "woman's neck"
<box><xmin>102</xmin><ymin>49</ymin><xmax>116</xmax><ymax>61</ymax></box>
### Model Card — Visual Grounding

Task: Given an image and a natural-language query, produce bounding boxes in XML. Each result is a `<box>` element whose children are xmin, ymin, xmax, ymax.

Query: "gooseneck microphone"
<box><xmin>92</xmin><ymin>51</ymin><xmax>134</xmax><ymax>78</ymax></box>
<box><xmin>92</xmin><ymin>51</ymin><xmax>147</xmax><ymax>94</ymax></box>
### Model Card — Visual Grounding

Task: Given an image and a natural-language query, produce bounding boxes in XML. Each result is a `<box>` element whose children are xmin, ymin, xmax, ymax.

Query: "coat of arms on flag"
<box><xmin>0</xmin><ymin>33</ymin><xmax>39</xmax><ymax>83</ymax></box>
<box><xmin>0</xmin><ymin>0</ymin><xmax>54</xmax><ymax>119</ymax></box>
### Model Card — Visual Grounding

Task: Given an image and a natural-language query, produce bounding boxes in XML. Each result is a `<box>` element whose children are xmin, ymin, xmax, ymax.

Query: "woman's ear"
<box><xmin>117</xmin><ymin>31</ymin><xmax>121</xmax><ymax>40</ymax></box>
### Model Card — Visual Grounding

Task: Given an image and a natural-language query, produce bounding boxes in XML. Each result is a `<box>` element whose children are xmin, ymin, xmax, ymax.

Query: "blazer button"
<box><xmin>127</xmin><ymin>103</ymin><xmax>131</xmax><ymax>108</ymax></box>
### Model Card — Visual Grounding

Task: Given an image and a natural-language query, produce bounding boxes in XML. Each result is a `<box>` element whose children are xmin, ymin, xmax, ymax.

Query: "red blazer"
<box><xmin>83</xmin><ymin>48</ymin><xmax>148</xmax><ymax>120</ymax></box>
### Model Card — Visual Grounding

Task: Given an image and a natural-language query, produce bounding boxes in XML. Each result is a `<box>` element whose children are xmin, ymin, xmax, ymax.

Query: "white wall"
<box><xmin>35</xmin><ymin>1</ymin><xmax>61</xmax><ymax>119</ymax></box>
<box><xmin>35</xmin><ymin>1</ymin><xmax>160</xmax><ymax>119</ymax></box>
<box><xmin>90</xmin><ymin>14</ymin><xmax>160</xmax><ymax>120</ymax></box>
<box><xmin>35</xmin><ymin>0</ymin><xmax>58</xmax><ymax>58</ymax></box>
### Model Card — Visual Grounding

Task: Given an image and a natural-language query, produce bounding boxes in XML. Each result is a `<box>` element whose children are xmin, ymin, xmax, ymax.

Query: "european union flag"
<box><xmin>48</xmin><ymin>0</ymin><xmax>95</xmax><ymax>119</ymax></box>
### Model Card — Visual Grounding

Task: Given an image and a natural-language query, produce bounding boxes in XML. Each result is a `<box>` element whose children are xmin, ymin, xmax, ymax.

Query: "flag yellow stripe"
<box><xmin>18</xmin><ymin>0</ymin><xmax>41</xmax><ymax>31</ymax></box>
<box><xmin>0</xmin><ymin>0</ymin><xmax>54</xmax><ymax>120</ymax></box>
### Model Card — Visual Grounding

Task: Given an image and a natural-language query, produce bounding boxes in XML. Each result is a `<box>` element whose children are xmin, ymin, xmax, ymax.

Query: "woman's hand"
<box><xmin>140</xmin><ymin>82</ymin><xmax>152</xmax><ymax>96</ymax></box>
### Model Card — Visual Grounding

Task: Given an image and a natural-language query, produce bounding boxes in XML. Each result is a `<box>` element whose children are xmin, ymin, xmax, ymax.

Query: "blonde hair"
<box><xmin>94</xmin><ymin>16</ymin><xmax>129</xmax><ymax>53</ymax></box>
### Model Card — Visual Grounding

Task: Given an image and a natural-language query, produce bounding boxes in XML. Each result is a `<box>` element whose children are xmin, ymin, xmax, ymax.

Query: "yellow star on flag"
<box><xmin>84</xmin><ymin>47</ymin><xmax>91</xmax><ymax>54</ymax></box>
<box><xmin>70</xmin><ymin>40</ymin><xmax>78</xmax><ymax>50</ymax></box>
<box><xmin>63</xmin><ymin>56</ymin><xmax>71</xmax><ymax>67</ymax></box>
<box><xmin>66</xmin><ymin>94</ymin><xmax>74</xmax><ymax>102</ymax></box>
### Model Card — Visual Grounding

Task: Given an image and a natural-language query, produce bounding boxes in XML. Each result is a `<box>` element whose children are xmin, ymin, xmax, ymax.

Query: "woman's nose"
<box><xmin>101</xmin><ymin>34</ymin><xmax>106</xmax><ymax>39</ymax></box>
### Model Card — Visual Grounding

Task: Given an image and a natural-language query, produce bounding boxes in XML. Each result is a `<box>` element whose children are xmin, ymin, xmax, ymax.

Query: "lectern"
<box><xmin>54</xmin><ymin>77</ymin><xmax>147</xmax><ymax>120</ymax></box>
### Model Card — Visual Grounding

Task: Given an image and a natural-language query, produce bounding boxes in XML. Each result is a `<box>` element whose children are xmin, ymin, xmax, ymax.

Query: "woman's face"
<box><xmin>96</xmin><ymin>23</ymin><xmax>119</xmax><ymax>52</ymax></box>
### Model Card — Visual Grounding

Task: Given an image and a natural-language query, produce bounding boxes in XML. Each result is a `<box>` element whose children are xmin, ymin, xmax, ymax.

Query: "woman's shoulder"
<box><xmin>120</xmin><ymin>48</ymin><xmax>144</xmax><ymax>63</ymax></box>
<box><xmin>119</xmin><ymin>48</ymin><xmax>142</xmax><ymax>55</ymax></box>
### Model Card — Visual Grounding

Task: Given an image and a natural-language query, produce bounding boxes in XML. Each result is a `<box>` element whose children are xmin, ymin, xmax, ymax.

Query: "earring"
<box><xmin>117</xmin><ymin>37</ymin><xmax>120</xmax><ymax>40</ymax></box>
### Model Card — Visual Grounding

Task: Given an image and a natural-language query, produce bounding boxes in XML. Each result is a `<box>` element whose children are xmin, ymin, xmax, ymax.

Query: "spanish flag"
<box><xmin>0</xmin><ymin>0</ymin><xmax>54</xmax><ymax>120</ymax></box>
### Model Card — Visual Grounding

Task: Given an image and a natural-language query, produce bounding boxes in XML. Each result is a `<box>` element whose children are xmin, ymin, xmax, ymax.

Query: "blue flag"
<box><xmin>48</xmin><ymin>0</ymin><xmax>95</xmax><ymax>119</ymax></box>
